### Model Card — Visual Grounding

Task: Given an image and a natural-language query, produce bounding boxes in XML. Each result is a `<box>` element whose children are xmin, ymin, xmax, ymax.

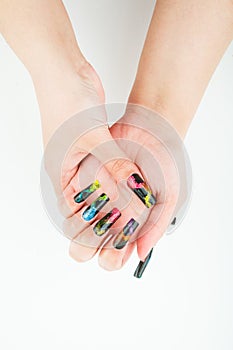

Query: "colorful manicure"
<box><xmin>74</xmin><ymin>180</ymin><xmax>100</xmax><ymax>203</ymax></box>
<box><xmin>127</xmin><ymin>173</ymin><xmax>156</xmax><ymax>208</ymax></box>
<box><xmin>82</xmin><ymin>193</ymin><xmax>109</xmax><ymax>221</ymax></box>
<box><xmin>93</xmin><ymin>208</ymin><xmax>121</xmax><ymax>236</ymax></box>
<box><xmin>113</xmin><ymin>218</ymin><xmax>139</xmax><ymax>249</ymax></box>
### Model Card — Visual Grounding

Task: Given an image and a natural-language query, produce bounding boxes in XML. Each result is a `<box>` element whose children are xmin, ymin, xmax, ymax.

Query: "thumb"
<box><xmin>90</xmin><ymin>136</ymin><xmax>139</xmax><ymax>181</ymax></box>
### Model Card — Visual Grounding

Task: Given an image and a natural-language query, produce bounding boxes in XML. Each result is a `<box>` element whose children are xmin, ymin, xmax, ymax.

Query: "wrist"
<box><xmin>30</xmin><ymin>52</ymin><xmax>88</xmax><ymax>84</ymax></box>
<box><xmin>33</xmin><ymin>59</ymin><xmax>105</xmax><ymax>147</ymax></box>
<box><xmin>128</xmin><ymin>93</ymin><xmax>192</xmax><ymax>139</ymax></box>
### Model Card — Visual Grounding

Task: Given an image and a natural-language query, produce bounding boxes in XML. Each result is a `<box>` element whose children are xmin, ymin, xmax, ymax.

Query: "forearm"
<box><xmin>0</xmin><ymin>0</ymin><xmax>86</xmax><ymax>78</ymax></box>
<box><xmin>0</xmin><ymin>0</ymin><xmax>96</xmax><ymax>145</ymax></box>
<box><xmin>129</xmin><ymin>0</ymin><xmax>233</xmax><ymax>138</ymax></box>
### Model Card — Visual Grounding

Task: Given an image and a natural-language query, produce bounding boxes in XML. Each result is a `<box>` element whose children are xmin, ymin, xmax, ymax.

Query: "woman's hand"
<box><xmin>66</xmin><ymin>104</ymin><xmax>184</xmax><ymax>271</ymax></box>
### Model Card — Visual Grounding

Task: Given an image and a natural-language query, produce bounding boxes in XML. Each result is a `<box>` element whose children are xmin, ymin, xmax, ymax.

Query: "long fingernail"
<box><xmin>133</xmin><ymin>217</ymin><xmax>176</xmax><ymax>279</ymax></box>
<box><xmin>93</xmin><ymin>208</ymin><xmax>121</xmax><ymax>236</ymax></box>
<box><xmin>113</xmin><ymin>218</ymin><xmax>139</xmax><ymax>249</ymax></box>
<box><xmin>127</xmin><ymin>173</ymin><xmax>156</xmax><ymax>208</ymax></box>
<box><xmin>82</xmin><ymin>193</ymin><xmax>109</xmax><ymax>221</ymax></box>
<box><xmin>74</xmin><ymin>180</ymin><xmax>100</xmax><ymax>203</ymax></box>
<box><xmin>134</xmin><ymin>248</ymin><xmax>154</xmax><ymax>278</ymax></box>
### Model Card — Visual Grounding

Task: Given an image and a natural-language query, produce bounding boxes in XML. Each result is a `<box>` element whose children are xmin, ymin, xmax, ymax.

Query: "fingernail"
<box><xmin>127</xmin><ymin>173</ymin><xmax>156</xmax><ymax>208</ymax></box>
<box><xmin>74</xmin><ymin>180</ymin><xmax>100</xmax><ymax>203</ymax></box>
<box><xmin>93</xmin><ymin>208</ymin><xmax>121</xmax><ymax>236</ymax></box>
<box><xmin>113</xmin><ymin>218</ymin><xmax>139</xmax><ymax>249</ymax></box>
<box><xmin>82</xmin><ymin>193</ymin><xmax>109</xmax><ymax>221</ymax></box>
<box><xmin>171</xmin><ymin>217</ymin><xmax>176</xmax><ymax>225</ymax></box>
<box><xmin>134</xmin><ymin>248</ymin><xmax>154</xmax><ymax>278</ymax></box>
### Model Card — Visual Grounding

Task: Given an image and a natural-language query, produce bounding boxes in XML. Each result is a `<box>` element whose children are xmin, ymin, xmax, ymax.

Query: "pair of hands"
<box><xmin>41</xmin><ymin>65</ymin><xmax>184</xmax><ymax>272</ymax></box>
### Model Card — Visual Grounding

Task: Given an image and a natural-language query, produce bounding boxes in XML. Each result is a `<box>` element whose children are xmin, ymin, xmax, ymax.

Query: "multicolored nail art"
<box><xmin>93</xmin><ymin>208</ymin><xmax>121</xmax><ymax>236</ymax></box>
<box><xmin>113</xmin><ymin>218</ymin><xmax>139</xmax><ymax>249</ymax></box>
<box><xmin>82</xmin><ymin>193</ymin><xmax>109</xmax><ymax>221</ymax></box>
<box><xmin>127</xmin><ymin>173</ymin><xmax>156</xmax><ymax>208</ymax></box>
<box><xmin>74</xmin><ymin>180</ymin><xmax>100</xmax><ymax>203</ymax></box>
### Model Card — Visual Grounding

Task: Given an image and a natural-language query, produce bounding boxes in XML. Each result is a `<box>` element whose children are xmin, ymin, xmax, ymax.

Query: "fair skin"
<box><xmin>0</xmin><ymin>0</ymin><xmax>232</xmax><ymax>270</ymax></box>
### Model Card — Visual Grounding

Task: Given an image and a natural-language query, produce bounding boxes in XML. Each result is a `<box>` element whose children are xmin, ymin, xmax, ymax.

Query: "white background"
<box><xmin>0</xmin><ymin>1</ymin><xmax>233</xmax><ymax>349</ymax></box>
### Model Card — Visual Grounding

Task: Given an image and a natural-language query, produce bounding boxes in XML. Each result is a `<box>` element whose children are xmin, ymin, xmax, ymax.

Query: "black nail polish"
<box><xmin>74</xmin><ymin>180</ymin><xmax>100</xmax><ymax>203</ymax></box>
<box><xmin>127</xmin><ymin>173</ymin><xmax>156</xmax><ymax>208</ymax></box>
<box><xmin>134</xmin><ymin>248</ymin><xmax>153</xmax><ymax>278</ymax></box>
<box><xmin>113</xmin><ymin>218</ymin><xmax>139</xmax><ymax>249</ymax></box>
<box><xmin>93</xmin><ymin>208</ymin><xmax>121</xmax><ymax>236</ymax></box>
<box><xmin>82</xmin><ymin>193</ymin><xmax>109</xmax><ymax>221</ymax></box>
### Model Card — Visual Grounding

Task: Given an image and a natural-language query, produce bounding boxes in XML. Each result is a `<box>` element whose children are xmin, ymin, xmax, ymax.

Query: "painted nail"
<box><xmin>93</xmin><ymin>208</ymin><xmax>121</xmax><ymax>236</ymax></box>
<box><xmin>74</xmin><ymin>180</ymin><xmax>101</xmax><ymax>203</ymax></box>
<box><xmin>171</xmin><ymin>217</ymin><xmax>176</xmax><ymax>225</ymax></box>
<box><xmin>134</xmin><ymin>248</ymin><xmax>153</xmax><ymax>278</ymax></box>
<box><xmin>113</xmin><ymin>218</ymin><xmax>139</xmax><ymax>249</ymax></box>
<box><xmin>82</xmin><ymin>193</ymin><xmax>109</xmax><ymax>221</ymax></box>
<box><xmin>133</xmin><ymin>217</ymin><xmax>177</xmax><ymax>279</ymax></box>
<box><xmin>127</xmin><ymin>173</ymin><xmax>156</xmax><ymax>208</ymax></box>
